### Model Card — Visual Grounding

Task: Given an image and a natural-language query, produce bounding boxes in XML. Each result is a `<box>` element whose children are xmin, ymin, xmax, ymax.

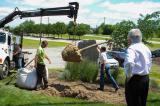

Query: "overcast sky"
<box><xmin>0</xmin><ymin>0</ymin><xmax>160</xmax><ymax>27</ymax></box>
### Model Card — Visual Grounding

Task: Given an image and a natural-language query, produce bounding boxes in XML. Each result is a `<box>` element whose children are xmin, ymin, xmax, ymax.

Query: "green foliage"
<box><xmin>63</xmin><ymin>60</ymin><xmax>98</xmax><ymax>83</ymax></box>
<box><xmin>113</xmin><ymin>68</ymin><xmax>126</xmax><ymax>86</ymax></box>
<box><xmin>138</xmin><ymin>11</ymin><xmax>160</xmax><ymax>40</ymax></box>
<box><xmin>102</xmin><ymin>24</ymin><xmax>115</xmax><ymax>35</ymax></box>
<box><xmin>21</xmin><ymin>20</ymin><xmax>35</xmax><ymax>34</ymax></box>
<box><xmin>97</xmin><ymin>23</ymin><xmax>105</xmax><ymax>34</ymax></box>
<box><xmin>75</xmin><ymin>23</ymin><xmax>91</xmax><ymax>36</ymax></box>
<box><xmin>111</xmin><ymin>20</ymin><xmax>136</xmax><ymax>49</ymax></box>
<box><xmin>54</xmin><ymin>22</ymin><xmax>67</xmax><ymax>36</ymax></box>
<box><xmin>79</xmin><ymin>60</ymin><xmax>98</xmax><ymax>82</ymax></box>
<box><xmin>105</xmin><ymin>68</ymin><xmax>125</xmax><ymax>86</ymax></box>
<box><xmin>93</xmin><ymin>23</ymin><xmax>115</xmax><ymax>35</ymax></box>
<box><xmin>67</xmin><ymin>21</ymin><xmax>91</xmax><ymax>39</ymax></box>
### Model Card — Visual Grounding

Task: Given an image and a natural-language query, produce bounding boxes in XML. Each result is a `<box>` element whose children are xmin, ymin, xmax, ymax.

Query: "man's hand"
<box><xmin>48</xmin><ymin>60</ymin><xmax>51</xmax><ymax>64</ymax></box>
<box><xmin>34</xmin><ymin>64</ymin><xmax>37</xmax><ymax>68</ymax></box>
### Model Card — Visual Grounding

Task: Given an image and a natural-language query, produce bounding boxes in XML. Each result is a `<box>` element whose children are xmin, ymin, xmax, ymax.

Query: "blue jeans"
<box><xmin>18</xmin><ymin>58</ymin><xmax>23</xmax><ymax>69</ymax></box>
<box><xmin>100</xmin><ymin>64</ymin><xmax>119</xmax><ymax>90</ymax></box>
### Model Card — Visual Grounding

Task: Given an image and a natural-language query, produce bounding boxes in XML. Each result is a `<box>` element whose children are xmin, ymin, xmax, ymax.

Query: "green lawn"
<box><xmin>150</xmin><ymin>64</ymin><xmax>160</xmax><ymax>79</ymax></box>
<box><xmin>151</xmin><ymin>38</ymin><xmax>160</xmax><ymax>42</ymax></box>
<box><xmin>47</xmin><ymin>34</ymin><xmax>109</xmax><ymax>40</ymax></box>
<box><xmin>81</xmin><ymin>35</ymin><xmax>110</xmax><ymax>40</ymax></box>
<box><xmin>23</xmin><ymin>38</ymin><xmax>69</xmax><ymax>49</ymax></box>
<box><xmin>0</xmin><ymin>68</ymin><xmax>160</xmax><ymax>106</ymax></box>
<box><xmin>147</xmin><ymin>91</ymin><xmax>160</xmax><ymax>106</ymax></box>
<box><xmin>147</xmin><ymin>43</ymin><xmax>160</xmax><ymax>50</ymax></box>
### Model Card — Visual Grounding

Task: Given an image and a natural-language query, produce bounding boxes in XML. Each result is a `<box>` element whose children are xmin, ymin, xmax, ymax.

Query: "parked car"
<box><xmin>107</xmin><ymin>51</ymin><xmax>126</xmax><ymax>67</ymax></box>
<box><xmin>151</xmin><ymin>49</ymin><xmax>160</xmax><ymax>58</ymax></box>
<box><xmin>98</xmin><ymin>52</ymin><xmax>119</xmax><ymax>69</ymax></box>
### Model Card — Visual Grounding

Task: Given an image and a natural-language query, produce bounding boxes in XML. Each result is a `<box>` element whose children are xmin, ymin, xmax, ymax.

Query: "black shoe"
<box><xmin>97</xmin><ymin>88</ymin><xmax>104</xmax><ymax>91</ymax></box>
<box><xmin>115</xmin><ymin>87</ymin><xmax>119</xmax><ymax>92</ymax></box>
<box><xmin>43</xmin><ymin>84</ymin><xmax>48</xmax><ymax>90</ymax></box>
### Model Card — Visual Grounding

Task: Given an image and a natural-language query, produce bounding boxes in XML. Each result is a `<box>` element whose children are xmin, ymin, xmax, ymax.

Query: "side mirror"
<box><xmin>8</xmin><ymin>36</ymin><xmax>11</xmax><ymax>45</ymax></box>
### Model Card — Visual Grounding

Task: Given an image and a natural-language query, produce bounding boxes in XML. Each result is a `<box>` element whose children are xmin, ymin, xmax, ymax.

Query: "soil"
<box><xmin>34</xmin><ymin>71</ymin><xmax>126</xmax><ymax>104</ymax></box>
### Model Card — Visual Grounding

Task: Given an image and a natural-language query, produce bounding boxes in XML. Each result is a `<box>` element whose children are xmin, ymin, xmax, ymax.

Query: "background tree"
<box><xmin>75</xmin><ymin>23</ymin><xmax>91</xmax><ymax>39</ymax></box>
<box><xmin>138</xmin><ymin>11</ymin><xmax>160</xmax><ymax>40</ymax></box>
<box><xmin>97</xmin><ymin>23</ymin><xmax>105</xmax><ymax>34</ymax></box>
<box><xmin>67</xmin><ymin>21</ymin><xmax>75</xmax><ymax>39</ymax></box>
<box><xmin>111</xmin><ymin>20</ymin><xmax>136</xmax><ymax>50</ymax></box>
<box><xmin>20</xmin><ymin>20</ymin><xmax>35</xmax><ymax>35</ymax></box>
<box><xmin>54</xmin><ymin>22</ymin><xmax>67</xmax><ymax>38</ymax></box>
<box><xmin>102</xmin><ymin>24</ymin><xmax>115</xmax><ymax>35</ymax></box>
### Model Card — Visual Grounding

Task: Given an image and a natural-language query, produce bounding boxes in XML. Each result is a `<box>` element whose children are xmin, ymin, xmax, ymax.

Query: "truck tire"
<box><xmin>0</xmin><ymin>60</ymin><xmax>9</xmax><ymax>79</ymax></box>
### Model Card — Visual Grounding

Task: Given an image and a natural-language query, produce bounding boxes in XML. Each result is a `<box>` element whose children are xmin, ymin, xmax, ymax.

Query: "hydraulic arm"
<box><xmin>0</xmin><ymin>2</ymin><xmax>79</xmax><ymax>28</ymax></box>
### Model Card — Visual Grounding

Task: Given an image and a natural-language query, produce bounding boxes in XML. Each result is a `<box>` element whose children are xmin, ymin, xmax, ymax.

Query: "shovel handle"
<box><xmin>24</xmin><ymin>58</ymin><xmax>35</xmax><ymax>68</ymax></box>
<box><xmin>78</xmin><ymin>41</ymin><xmax>108</xmax><ymax>52</ymax></box>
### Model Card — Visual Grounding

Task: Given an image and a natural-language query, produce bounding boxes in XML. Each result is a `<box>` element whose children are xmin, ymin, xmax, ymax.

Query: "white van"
<box><xmin>98</xmin><ymin>52</ymin><xmax>119</xmax><ymax>69</ymax></box>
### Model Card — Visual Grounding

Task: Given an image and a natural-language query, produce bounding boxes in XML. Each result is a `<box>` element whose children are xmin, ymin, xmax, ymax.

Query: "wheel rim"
<box><xmin>2</xmin><ymin>63</ymin><xmax>8</xmax><ymax>78</ymax></box>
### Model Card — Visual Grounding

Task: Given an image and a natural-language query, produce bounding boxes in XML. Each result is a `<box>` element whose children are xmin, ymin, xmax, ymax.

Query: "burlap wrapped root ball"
<box><xmin>61</xmin><ymin>44</ymin><xmax>82</xmax><ymax>62</ymax></box>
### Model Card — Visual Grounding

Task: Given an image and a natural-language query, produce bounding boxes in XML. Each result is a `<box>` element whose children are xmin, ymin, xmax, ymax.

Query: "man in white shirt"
<box><xmin>97</xmin><ymin>46</ymin><xmax>119</xmax><ymax>91</ymax></box>
<box><xmin>124</xmin><ymin>29</ymin><xmax>152</xmax><ymax>106</ymax></box>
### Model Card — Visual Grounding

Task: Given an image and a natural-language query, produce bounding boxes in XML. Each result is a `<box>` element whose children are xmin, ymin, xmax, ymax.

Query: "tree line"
<box><xmin>5</xmin><ymin>11</ymin><xmax>160</xmax><ymax>49</ymax></box>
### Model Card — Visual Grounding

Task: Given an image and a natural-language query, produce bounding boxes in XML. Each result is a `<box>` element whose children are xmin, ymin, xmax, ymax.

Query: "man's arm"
<box><xmin>45</xmin><ymin>54</ymin><xmax>51</xmax><ymax>64</ymax></box>
<box><xmin>124</xmin><ymin>48</ymin><xmax>136</xmax><ymax>80</ymax></box>
<box><xmin>34</xmin><ymin>49</ymin><xmax>39</xmax><ymax>68</ymax></box>
<box><xmin>34</xmin><ymin>55</ymin><xmax>38</xmax><ymax>68</ymax></box>
<box><xmin>97</xmin><ymin>46</ymin><xmax>100</xmax><ymax>53</ymax></box>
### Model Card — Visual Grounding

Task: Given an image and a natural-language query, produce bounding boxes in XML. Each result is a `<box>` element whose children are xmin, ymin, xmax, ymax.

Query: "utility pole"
<box><xmin>48</xmin><ymin>17</ymin><xmax>49</xmax><ymax>37</ymax></box>
<box><xmin>39</xmin><ymin>16</ymin><xmax>42</xmax><ymax>44</ymax></box>
<box><xmin>104</xmin><ymin>17</ymin><xmax>106</xmax><ymax>24</ymax></box>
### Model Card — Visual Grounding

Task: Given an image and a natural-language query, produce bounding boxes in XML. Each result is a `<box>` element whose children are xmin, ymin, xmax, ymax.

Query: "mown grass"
<box><xmin>46</xmin><ymin>34</ymin><xmax>109</xmax><ymax>40</ymax></box>
<box><xmin>147</xmin><ymin>91</ymin><xmax>160</xmax><ymax>106</ymax></box>
<box><xmin>81</xmin><ymin>35</ymin><xmax>110</xmax><ymax>40</ymax></box>
<box><xmin>151</xmin><ymin>38</ymin><xmax>160</xmax><ymax>42</ymax></box>
<box><xmin>150</xmin><ymin>64</ymin><xmax>160</xmax><ymax>79</ymax></box>
<box><xmin>0</xmin><ymin>67</ymin><xmax>160</xmax><ymax>106</ymax></box>
<box><xmin>147</xmin><ymin>43</ymin><xmax>160</xmax><ymax>50</ymax></box>
<box><xmin>23</xmin><ymin>38</ymin><xmax>69</xmax><ymax>49</ymax></box>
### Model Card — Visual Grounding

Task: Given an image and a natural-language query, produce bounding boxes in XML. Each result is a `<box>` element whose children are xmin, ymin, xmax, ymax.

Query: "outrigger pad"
<box><xmin>61</xmin><ymin>44</ymin><xmax>82</xmax><ymax>62</ymax></box>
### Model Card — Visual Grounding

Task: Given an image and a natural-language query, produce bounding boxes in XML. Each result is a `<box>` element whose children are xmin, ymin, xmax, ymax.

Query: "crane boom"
<box><xmin>0</xmin><ymin>2</ymin><xmax>79</xmax><ymax>28</ymax></box>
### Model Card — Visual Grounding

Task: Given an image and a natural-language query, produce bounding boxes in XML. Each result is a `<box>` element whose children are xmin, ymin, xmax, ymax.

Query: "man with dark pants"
<box><xmin>97</xmin><ymin>46</ymin><xmax>119</xmax><ymax>91</ymax></box>
<box><xmin>124</xmin><ymin>29</ymin><xmax>152</xmax><ymax>106</ymax></box>
<box><xmin>35</xmin><ymin>40</ymin><xmax>51</xmax><ymax>90</ymax></box>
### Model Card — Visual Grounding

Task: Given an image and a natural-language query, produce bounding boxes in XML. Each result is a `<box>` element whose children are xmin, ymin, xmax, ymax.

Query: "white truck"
<box><xmin>0</xmin><ymin>29</ymin><xmax>14</xmax><ymax>79</ymax></box>
<box><xmin>0</xmin><ymin>2</ymin><xmax>79</xmax><ymax>79</ymax></box>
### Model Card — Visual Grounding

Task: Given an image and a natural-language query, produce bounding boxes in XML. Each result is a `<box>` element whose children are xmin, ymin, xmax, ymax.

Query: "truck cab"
<box><xmin>0</xmin><ymin>29</ymin><xmax>14</xmax><ymax>79</ymax></box>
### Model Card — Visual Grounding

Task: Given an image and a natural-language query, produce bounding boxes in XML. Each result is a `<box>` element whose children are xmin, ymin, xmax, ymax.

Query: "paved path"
<box><xmin>24</xmin><ymin>47</ymin><xmax>66</xmax><ymax>69</ymax></box>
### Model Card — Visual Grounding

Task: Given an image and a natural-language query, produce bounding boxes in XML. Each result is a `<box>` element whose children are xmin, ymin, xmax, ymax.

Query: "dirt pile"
<box><xmin>38</xmin><ymin>74</ymin><xmax>126</xmax><ymax>104</ymax></box>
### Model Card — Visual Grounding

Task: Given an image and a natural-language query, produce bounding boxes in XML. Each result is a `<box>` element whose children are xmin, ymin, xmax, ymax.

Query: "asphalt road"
<box><xmin>24</xmin><ymin>47</ymin><xmax>66</xmax><ymax>69</ymax></box>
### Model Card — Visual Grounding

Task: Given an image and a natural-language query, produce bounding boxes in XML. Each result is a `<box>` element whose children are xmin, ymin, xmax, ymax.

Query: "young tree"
<box><xmin>67</xmin><ymin>21</ymin><xmax>75</xmax><ymax>39</ymax></box>
<box><xmin>75</xmin><ymin>23</ymin><xmax>91</xmax><ymax>39</ymax></box>
<box><xmin>102</xmin><ymin>24</ymin><xmax>115</xmax><ymax>35</ymax></box>
<box><xmin>138</xmin><ymin>11</ymin><xmax>160</xmax><ymax>39</ymax></box>
<box><xmin>111</xmin><ymin>20</ymin><xmax>136</xmax><ymax>50</ymax></box>
<box><xmin>54</xmin><ymin>22</ymin><xmax>67</xmax><ymax>38</ymax></box>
